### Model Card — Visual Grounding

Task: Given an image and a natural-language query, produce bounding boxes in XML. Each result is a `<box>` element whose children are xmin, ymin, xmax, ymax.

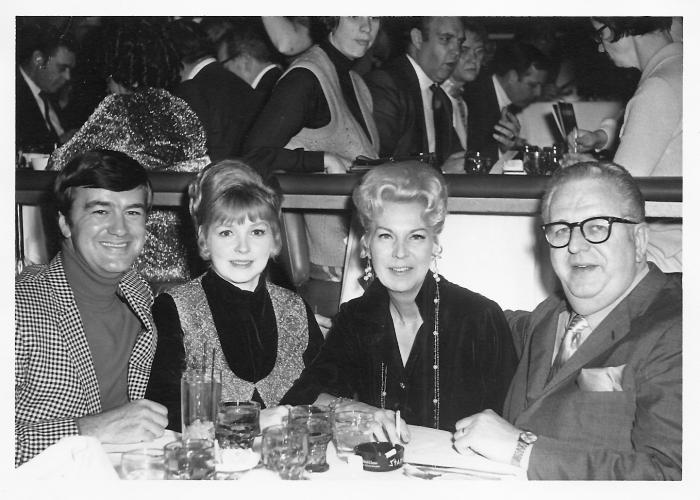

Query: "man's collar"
<box><xmin>19</xmin><ymin>66</ymin><xmax>42</xmax><ymax>100</ymax></box>
<box><xmin>182</xmin><ymin>57</ymin><xmax>217</xmax><ymax>81</ymax></box>
<box><xmin>406</xmin><ymin>54</ymin><xmax>436</xmax><ymax>91</ymax></box>
<box><xmin>251</xmin><ymin>63</ymin><xmax>281</xmax><ymax>89</ymax></box>
<box><xmin>492</xmin><ymin>74</ymin><xmax>511</xmax><ymax>110</ymax></box>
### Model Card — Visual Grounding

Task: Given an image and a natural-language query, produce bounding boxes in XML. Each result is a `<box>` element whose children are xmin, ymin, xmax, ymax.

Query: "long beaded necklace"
<box><xmin>380</xmin><ymin>269</ymin><xmax>441</xmax><ymax>429</ymax></box>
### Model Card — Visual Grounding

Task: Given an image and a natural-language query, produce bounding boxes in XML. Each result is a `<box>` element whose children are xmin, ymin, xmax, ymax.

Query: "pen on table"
<box><xmin>395</xmin><ymin>410</ymin><xmax>401</xmax><ymax>442</ymax></box>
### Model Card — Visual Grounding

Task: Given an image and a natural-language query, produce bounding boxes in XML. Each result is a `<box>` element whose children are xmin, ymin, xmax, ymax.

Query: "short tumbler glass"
<box><xmin>120</xmin><ymin>448</ymin><xmax>165</xmax><ymax>480</ymax></box>
<box><xmin>261</xmin><ymin>424</ymin><xmax>309</xmax><ymax>480</ymax></box>
<box><xmin>290</xmin><ymin>409</ymin><xmax>332</xmax><ymax>473</ymax></box>
<box><xmin>216</xmin><ymin>400</ymin><xmax>261</xmax><ymax>450</ymax></box>
<box><xmin>163</xmin><ymin>439</ymin><xmax>216</xmax><ymax>480</ymax></box>
<box><xmin>332</xmin><ymin>410</ymin><xmax>375</xmax><ymax>458</ymax></box>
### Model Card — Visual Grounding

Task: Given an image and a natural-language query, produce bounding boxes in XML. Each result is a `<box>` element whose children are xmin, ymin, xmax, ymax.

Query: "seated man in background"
<box><xmin>15</xmin><ymin>149</ymin><xmax>167</xmax><ymax>466</ymax></box>
<box><xmin>217</xmin><ymin>19</ymin><xmax>284</xmax><ymax>104</ymax></box>
<box><xmin>169</xmin><ymin>19</ymin><xmax>264</xmax><ymax>162</ymax></box>
<box><xmin>442</xmin><ymin>19</ymin><xmax>487</xmax><ymax>152</ymax></box>
<box><xmin>463</xmin><ymin>41</ymin><xmax>550</xmax><ymax>164</ymax></box>
<box><xmin>365</xmin><ymin>16</ymin><xmax>466</xmax><ymax>173</ymax></box>
<box><xmin>454</xmin><ymin>161</ymin><xmax>681</xmax><ymax>480</ymax></box>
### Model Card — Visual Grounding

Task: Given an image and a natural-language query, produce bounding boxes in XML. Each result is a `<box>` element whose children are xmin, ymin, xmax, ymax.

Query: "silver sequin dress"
<box><xmin>49</xmin><ymin>87</ymin><xmax>210</xmax><ymax>283</ymax></box>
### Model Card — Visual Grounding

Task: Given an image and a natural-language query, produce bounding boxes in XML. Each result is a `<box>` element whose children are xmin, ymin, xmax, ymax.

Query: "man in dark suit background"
<box><xmin>365</xmin><ymin>17</ymin><xmax>466</xmax><ymax>173</ymax></box>
<box><xmin>16</xmin><ymin>23</ymin><xmax>77</xmax><ymax>154</ymax></box>
<box><xmin>216</xmin><ymin>19</ymin><xmax>283</xmax><ymax>105</ymax></box>
<box><xmin>453</xmin><ymin>161</ymin><xmax>681</xmax><ymax>480</ymax></box>
<box><xmin>169</xmin><ymin>19</ymin><xmax>264</xmax><ymax>162</ymax></box>
<box><xmin>463</xmin><ymin>42</ymin><xmax>550</xmax><ymax>164</ymax></box>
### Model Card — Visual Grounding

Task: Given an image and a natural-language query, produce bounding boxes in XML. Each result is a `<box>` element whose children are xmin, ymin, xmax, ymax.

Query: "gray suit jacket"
<box><xmin>505</xmin><ymin>264</ymin><xmax>681</xmax><ymax>479</ymax></box>
<box><xmin>15</xmin><ymin>253</ymin><xmax>155</xmax><ymax>466</ymax></box>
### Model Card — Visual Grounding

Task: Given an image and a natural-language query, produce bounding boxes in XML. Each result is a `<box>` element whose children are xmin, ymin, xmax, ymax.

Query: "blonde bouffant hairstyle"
<box><xmin>188</xmin><ymin>159</ymin><xmax>283</xmax><ymax>260</ymax></box>
<box><xmin>352</xmin><ymin>161</ymin><xmax>448</xmax><ymax>252</ymax></box>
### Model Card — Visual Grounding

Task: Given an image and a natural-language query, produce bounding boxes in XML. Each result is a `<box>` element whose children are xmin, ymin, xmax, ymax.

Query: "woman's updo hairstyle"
<box><xmin>352</xmin><ymin>161</ymin><xmax>449</xmax><ymax>237</ymax></box>
<box><xmin>189</xmin><ymin>159</ymin><xmax>283</xmax><ymax>259</ymax></box>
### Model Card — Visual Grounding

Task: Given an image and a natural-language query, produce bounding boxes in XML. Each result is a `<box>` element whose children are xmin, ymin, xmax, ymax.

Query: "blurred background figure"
<box><xmin>365</xmin><ymin>17</ymin><xmax>466</xmax><ymax>173</ymax></box>
<box><xmin>243</xmin><ymin>17</ymin><xmax>381</xmax><ymax>318</ymax></box>
<box><xmin>463</xmin><ymin>41</ymin><xmax>551</xmax><ymax>165</ymax></box>
<box><xmin>216</xmin><ymin>18</ymin><xmax>283</xmax><ymax>104</ymax></box>
<box><xmin>169</xmin><ymin>19</ymin><xmax>264</xmax><ymax>162</ymax></box>
<box><xmin>568</xmin><ymin>17</ymin><xmax>681</xmax><ymax>273</ymax></box>
<box><xmin>442</xmin><ymin>19</ymin><xmax>488</xmax><ymax>152</ymax></box>
<box><xmin>48</xmin><ymin>17</ymin><xmax>210</xmax><ymax>287</ymax></box>
<box><xmin>16</xmin><ymin>22</ymin><xmax>77</xmax><ymax>155</ymax></box>
<box><xmin>261</xmin><ymin>16</ymin><xmax>314</xmax><ymax>58</ymax></box>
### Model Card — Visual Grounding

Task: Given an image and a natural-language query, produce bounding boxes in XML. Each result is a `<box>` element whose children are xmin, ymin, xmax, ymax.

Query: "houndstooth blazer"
<box><xmin>15</xmin><ymin>252</ymin><xmax>156</xmax><ymax>466</ymax></box>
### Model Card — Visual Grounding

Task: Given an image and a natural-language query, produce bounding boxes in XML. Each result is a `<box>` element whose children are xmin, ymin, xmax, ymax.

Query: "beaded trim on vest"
<box><xmin>169</xmin><ymin>277</ymin><xmax>309</xmax><ymax>407</ymax></box>
<box><xmin>284</xmin><ymin>45</ymin><xmax>379</xmax><ymax>159</ymax></box>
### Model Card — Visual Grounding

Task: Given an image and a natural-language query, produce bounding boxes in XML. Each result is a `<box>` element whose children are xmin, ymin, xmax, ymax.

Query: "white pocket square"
<box><xmin>577</xmin><ymin>365</ymin><xmax>626</xmax><ymax>392</ymax></box>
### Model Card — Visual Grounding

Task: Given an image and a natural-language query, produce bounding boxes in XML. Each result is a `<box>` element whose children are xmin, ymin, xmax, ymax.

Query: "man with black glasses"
<box><xmin>451</xmin><ymin>161</ymin><xmax>681</xmax><ymax>480</ymax></box>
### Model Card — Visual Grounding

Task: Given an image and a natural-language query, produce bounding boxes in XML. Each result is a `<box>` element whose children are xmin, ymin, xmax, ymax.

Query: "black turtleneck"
<box><xmin>146</xmin><ymin>268</ymin><xmax>324</xmax><ymax>431</ymax></box>
<box><xmin>243</xmin><ymin>40</ymin><xmax>371</xmax><ymax>177</ymax></box>
<box><xmin>61</xmin><ymin>242</ymin><xmax>143</xmax><ymax>412</ymax></box>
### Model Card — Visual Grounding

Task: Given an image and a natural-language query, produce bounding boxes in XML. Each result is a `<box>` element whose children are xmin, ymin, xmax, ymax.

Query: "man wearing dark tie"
<box><xmin>463</xmin><ymin>41</ymin><xmax>550</xmax><ymax>164</ymax></box>
<box><xmin>16</xmin><ymin>23</ymin><xmax>76</xmax><ymax>154</ymax></box>
<box><xmin>453</xmin><ymin>161</ymin><xmax>681</xmax><ymax>480</ymax></box>
<box><xmin>365</xmin><ymin>17</ymin><xmax>466</xmax><ymax>172</ymax></box>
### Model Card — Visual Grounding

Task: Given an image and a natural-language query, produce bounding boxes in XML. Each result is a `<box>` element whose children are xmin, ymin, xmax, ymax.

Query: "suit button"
<box><xmin>399</xmin><ymin>382</ymin><xmax>406</xmax><ymax>389</ymax></box>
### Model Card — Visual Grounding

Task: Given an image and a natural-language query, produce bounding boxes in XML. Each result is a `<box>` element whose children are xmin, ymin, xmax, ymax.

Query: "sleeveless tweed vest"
<box><xmin>169</xmin><ymin>277</ymin><xmax>309</xmax><ymax>407</ymax></box>
<box><xmin>284</xmin><ymin>45</ymin><xmax>380</xmax><ymax>269</ymax></box>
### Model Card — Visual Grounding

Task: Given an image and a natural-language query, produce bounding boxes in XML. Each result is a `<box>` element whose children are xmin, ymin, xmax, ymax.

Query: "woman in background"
<box><xmin>146</xmin><ymin>160</ymin><xmax>323</xmax><ymax>431</ymax></box>
<box><xmin>244</xmin><ymin>16</ymin><xmax>381</xmax><ymax>319</ymax></box>
<box><xmin>49</xmin><ymin>17</ymin><xmax>209</xmax><ymax>285</ymax></box>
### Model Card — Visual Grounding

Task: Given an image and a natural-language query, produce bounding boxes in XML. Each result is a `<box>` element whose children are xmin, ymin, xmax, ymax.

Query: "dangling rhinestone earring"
<box><xmin>432</xmin><ymin>246</ymin><xmax>442</xmax><ymax>283</ymax></box>
<box><xmin>363</xmin><ymin>255</ymin><xmax>374</xmax><ymax>282</ymax></box>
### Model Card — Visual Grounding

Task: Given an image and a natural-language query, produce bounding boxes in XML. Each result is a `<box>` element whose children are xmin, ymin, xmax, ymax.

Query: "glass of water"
<box><xmin>120</xmin><ymin>448</ymin><xmax>165</xmax><ymax>480</ymax></box>
<box><xmin>332</xmin><ymin>410</ymin><xmax>375</xmax><ymax>458</ymax></box>
<box><xmin>163</xmin><ymin>439</ymin><xmax>215</xmax><ymax>480</ymax></box>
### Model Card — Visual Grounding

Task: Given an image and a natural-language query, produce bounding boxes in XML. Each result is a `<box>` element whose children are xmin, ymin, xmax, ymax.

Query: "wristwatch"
<box><xmin>511</xmin><ymin>430</ymin><xmax>538</xmax><ymax>467</ymax></box>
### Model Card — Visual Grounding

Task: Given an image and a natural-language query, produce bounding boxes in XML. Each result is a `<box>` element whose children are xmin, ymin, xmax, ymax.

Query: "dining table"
<box><xmin>17</xmin><ymin>424</ymin><xmax>526</xmax><ymax>481</ymax></box>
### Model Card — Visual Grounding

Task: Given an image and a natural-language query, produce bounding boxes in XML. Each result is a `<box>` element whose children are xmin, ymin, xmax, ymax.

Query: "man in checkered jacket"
<box><xmin>15</xmin><ymin>149</ymin><xmax>168</xmax><ymax>466</ymax></box>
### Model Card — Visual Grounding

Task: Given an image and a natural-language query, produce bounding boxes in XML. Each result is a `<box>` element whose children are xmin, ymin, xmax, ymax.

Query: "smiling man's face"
<box><xmin>546</xmin><ymin>178</ymin><xmax>647</xmax><ymax>315</ymax></box>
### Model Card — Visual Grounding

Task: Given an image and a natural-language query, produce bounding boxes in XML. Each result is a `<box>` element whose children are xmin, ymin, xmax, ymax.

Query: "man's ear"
<box><xmin>633</xmin><ymin>222</ymin><xmax>649</xmax><ymax>263</ymax></box>
<box><xmin>58</xmin><ymin>213</ymin><xmax>71</xmax><ymax>239</ymax></box>
<box><xmin>31</xmin><ymin>50</ymin><xmax>46</xmax><ymax>69</ymax></box>
<box><xmin>410</xmin><ymin>28</ymin><xmax>424</xmax><ymax>51</ymax></box>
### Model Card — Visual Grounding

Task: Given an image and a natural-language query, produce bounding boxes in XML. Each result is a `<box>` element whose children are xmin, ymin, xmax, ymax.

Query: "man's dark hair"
<box><xmin>461</xmin><ymin>19</ymin><xmax>488</xmax><ymax>44</ymax></box>
<box><xmin>16</xmin><ymin>22</ymin><xmax>77</xmax><ymax>66</ymax></box>
<box><xmin>54</xmin><ymin>149</ymin><xmax>153</xmax><ymax>220</ymax></box>
<box><xmin>168</xmin><ymin>19</ymin><xmax>215</xmax><ymax>65</ymax></box>
<box><xmin>592</xmin><ymin>17</ymin><xmax>672</xmax><ymax>43</ymax></box>
<box><xmin>219</xmin><ymin>19</ymin><xmax>276</xmax><ymax>65</ymax></box>
<box><xmin>491</xmin><ymin>41</ymin><xmax>551</xmax><ymax>78</ymax></box>
<box><xmin>99</xmin><ymin>17</ymin><xmax>181</xmax><ymax>91</ymax></box>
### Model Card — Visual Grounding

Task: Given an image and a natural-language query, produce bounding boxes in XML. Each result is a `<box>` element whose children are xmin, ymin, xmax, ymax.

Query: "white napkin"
<box><xmin>16</xmin><ymin>436</ymin><xmax>119</xmax><ymax>480</ymax></box>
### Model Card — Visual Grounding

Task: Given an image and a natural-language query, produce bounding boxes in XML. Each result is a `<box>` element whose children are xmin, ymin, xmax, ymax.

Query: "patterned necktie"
<box><xmin>430</xmin><ymin>83</ymin><xmax>453</xmax><ymax>166</ymax></box>
<box><xmin>39</xmin><ymin>90</ymin><xmax>59</xmax><ymax>143</ymax></box>
<box><xmin>546</xmin><ymin>314</ymin><xmax>589</xmax><ymax>383</ymax></box>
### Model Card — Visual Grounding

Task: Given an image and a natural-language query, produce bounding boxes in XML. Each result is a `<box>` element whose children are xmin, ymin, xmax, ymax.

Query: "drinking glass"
<box><xmin>261</xmin><ymin>424</ymin><xmax>309</xmax><ymax>480</ymax></box>
<box><xmin>120</xmin><ymin>449</ymin><xmax>165</xmax><ymax>480</ymax></box>
<box><xmin>216</xmin><ymin>400</ymin><xmax>261</xmax><ymax>451</ymax></box>
<box><xmin>290</xmin><ymin>412</ymin><xmax>332</xmax><ymax>473</ymax></box>
<box><xmin>163</xmin><ymin>439</ymin><xmax>215</xmax><ymax>480</ymax></box>
<box><xmin>181</xmin><ymin>369</ymin><xmax>221</xmax><ymax>441</ymax></box>
<box><xmin>332</xmin><ymin>410</ymin><xmax>375</xmax><ymax>458</ymax></box>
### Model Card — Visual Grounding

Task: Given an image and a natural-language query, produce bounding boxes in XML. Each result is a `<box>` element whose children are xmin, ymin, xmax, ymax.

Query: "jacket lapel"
<box><xmin>397</xmin><ymin>55</ymin><xmax>428</xmax><ymax>153</ymax></box>
<box><xmin>48</xmin><ymin>255</ymin><xmax>102</xmax><ymax>414</ymax></box>
<box><xmin>524</xmin><ymin>302</ymin><xmax>565</xmax><ymax>403</ymax></box>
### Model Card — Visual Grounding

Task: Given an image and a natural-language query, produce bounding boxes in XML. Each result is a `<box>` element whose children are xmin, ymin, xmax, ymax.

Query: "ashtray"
<box><xmin>353</xmin><ymin>442</ymin><xmax>404</xmax><ymax>472</ymax></box>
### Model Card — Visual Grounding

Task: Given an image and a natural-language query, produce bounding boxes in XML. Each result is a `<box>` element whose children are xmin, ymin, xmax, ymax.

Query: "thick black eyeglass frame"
<box><xmin>541</xmin><ymin>216</ymin><xmax>639</xmax><ymax>248</ymax></box>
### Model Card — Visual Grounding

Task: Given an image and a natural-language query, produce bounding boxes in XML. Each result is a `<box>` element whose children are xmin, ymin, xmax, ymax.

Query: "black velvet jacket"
<box><xmin>281</xmin><ymin>274</ymin><xmax>517</xmax><ymax>431</ymax></box>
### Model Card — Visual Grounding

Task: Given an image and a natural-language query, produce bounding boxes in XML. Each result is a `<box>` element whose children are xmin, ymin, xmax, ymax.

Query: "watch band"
<box><xmin>511</xmin><ymin>431</ymin><xmax>537</xmax><ymax>467</ymax></box>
